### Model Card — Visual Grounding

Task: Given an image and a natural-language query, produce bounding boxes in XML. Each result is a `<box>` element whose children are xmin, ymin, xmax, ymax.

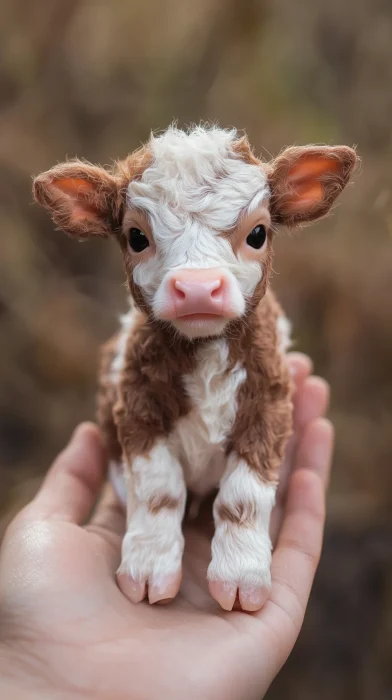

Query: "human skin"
<box><xmin>0</xmin><ymin>352</ymin><xmax>332</xmax><ymax>700</ymax></box>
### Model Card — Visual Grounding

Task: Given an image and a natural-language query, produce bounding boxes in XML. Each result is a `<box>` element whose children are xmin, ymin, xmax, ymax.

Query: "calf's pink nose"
<box><xmin>171</xmin><ymin>269</ymin><xmax>225</xmax><ymax>317</ymax></box>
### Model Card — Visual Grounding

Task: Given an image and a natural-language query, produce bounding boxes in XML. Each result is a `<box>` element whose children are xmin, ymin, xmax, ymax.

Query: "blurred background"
<box><xmin>0</xmin><ymin>0</ymin><xmax>391</xmax><ymax>697</ymax></box>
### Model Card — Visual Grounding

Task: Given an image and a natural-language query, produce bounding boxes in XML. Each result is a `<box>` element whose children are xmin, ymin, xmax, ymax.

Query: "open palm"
<box><xmin>0</xmin><ymin>353</ymin><xmax>332</xmax><ymax>700</ymax></box>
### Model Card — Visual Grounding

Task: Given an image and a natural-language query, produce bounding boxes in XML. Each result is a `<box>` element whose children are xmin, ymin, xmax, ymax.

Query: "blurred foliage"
<box><xmin>0</xmin><ymin>0</ymin><xmax>391</xmax><ymax>697</ymax></box>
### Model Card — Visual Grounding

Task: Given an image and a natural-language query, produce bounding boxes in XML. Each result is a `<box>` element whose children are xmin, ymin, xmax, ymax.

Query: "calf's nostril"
<box><xmin>211</xmin><ymin>281</ymin><xmax>222</xmax><ymax>299</ymax></box>
<box><xmin>174</xmin><ymin>281</ymin><xmax>186</xmax><ymax>300</ymax></box>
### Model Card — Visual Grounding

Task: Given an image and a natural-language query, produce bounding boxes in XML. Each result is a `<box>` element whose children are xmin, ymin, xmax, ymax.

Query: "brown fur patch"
<box><xmin>217</xmin><ymin>501</ymin><xmax>257</xmax><ymax>527</ymax></box>
<box><xmin>96</xmin><ymin>312</ymin><xmax>143</xmax><ymax>463</ymax></box>
<box><xmin>96</xmin><ymin>333</ymin><xmax>123</xmax><ymax>462</ymax></box>
<box><xmin>226</xmin><ymin>289</ymin><xmax>293</xmax><ymax>483</ymax></box>
<box><xmin>114</xmin><ymin>144</ymin><xmax>153</xmax><ymax>188</ymax></box>
<box><xmin>126</xmin><ymin>276</ymin><xmax>153</xmax><ymax>317</ymax></box>
<box><xmin>148</xmin><ymin>494</ymin><xmax>180</xmax><ymax>514</ymax></box>
<box><xmin>112</xmin><ymin>321</ymin><xmax>198</xmax><ymax>462</ymax></box>
<box><xmin>268</xmin><ymin>145</ymin><xmax>358</xmax><ymax>227</ymax></box>
<box><xmin>232</xmin><ymin>135</ymin><xmax>263</xmax><ymax>167</ymax></box>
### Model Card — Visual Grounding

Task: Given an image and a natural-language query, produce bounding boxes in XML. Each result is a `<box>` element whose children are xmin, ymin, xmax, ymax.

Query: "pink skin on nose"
<box><xmin>170</xmin><ymin>269</ymin><xmax>226</xmax><ymax>319</ymax></box>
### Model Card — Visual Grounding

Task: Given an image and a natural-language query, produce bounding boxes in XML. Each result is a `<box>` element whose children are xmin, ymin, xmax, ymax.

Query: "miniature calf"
<box><xmin>34</xmin><ymin>126</ymin><xmax>356</xmax><ymax>611</ymax></box>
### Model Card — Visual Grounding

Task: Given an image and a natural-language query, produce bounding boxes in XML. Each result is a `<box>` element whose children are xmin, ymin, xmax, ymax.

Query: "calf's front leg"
<box><xmin>208</xmin><ymin>367</ymin><xmax>292</xmax><ymax>612</ymax></box>
<box><xmin>116</xmin><ymin>439</ymin><xmax>186</xmax><ymax>605</ymax></box>
<box><xmin>208</xmin><ymin>454</ymin><xmax>276</xmax><ymax>612</ymax></box>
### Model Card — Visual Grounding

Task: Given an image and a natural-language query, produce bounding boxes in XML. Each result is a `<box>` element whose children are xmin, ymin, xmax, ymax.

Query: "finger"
<box><xmin>272</xmin><ymin>402</ymin><xmax>332</xmax><ymax>546</ymax></box>
<box><xmin>275</xmin><ymin>355</ymin><xmax>315</xmax><ymax>500</ymax></box>
<box><xmin>88</xmin><ymin>483</ymin><xmax>126</xmax><ymax>537</ymax></box>
<box><xmin>276</xmin><ymin>377</ymin><xmax>330</xmax><ymax>508</ymax></box>
<box><xmin>286</xmin><ymin>352</ymin><xmax>313</xmax><ymax>386</ymax></box>
<box><xmin>29</xmin><ymin>423</ymin><xmax>106</xmax><ymax>524</ymax></box>
<box><xmin>295</xmin><ymin>417</ymin><xmax>334</xmax><ymax>489</ymax></box>
<box><xmin>293</xmin><ymin>377</ymin><xmax>330</xmax><ymax>429</ymax></box>
<box><xmin>86</xmin><ymin>484</ymin><xmax>125</xmax><ymax>571</ymax></box>
<box><xmin>263</xmin><ymin>419</ymin><xmax>334</xmax><ymax>637</ymax></box>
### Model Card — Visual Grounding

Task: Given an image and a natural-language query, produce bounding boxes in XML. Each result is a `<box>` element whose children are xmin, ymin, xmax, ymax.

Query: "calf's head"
<box><xmin>34</xmin><ymin>125</ymin><xmax>357</xmax><ymax>339</ymax></box>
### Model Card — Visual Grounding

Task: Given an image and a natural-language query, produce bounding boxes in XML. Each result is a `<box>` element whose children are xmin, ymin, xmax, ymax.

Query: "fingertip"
<box><xmin>71</xmin><ymin>422</ymin><xmax>101</xmax><ymax>443</ymax></box>
<box><xmin>289</xmin><ymin>466</ymin><xmax>323</xmax><ymax>502</ymax></box>
<box><xmin>306</xmin><ymin>376</ymin><xmax>330</xmax><ymax>401</ymax></box>
<box><xmin>287</xmin><ymin>352</ymin><xmax>313</xmax><ymax>383</ymax></box>
<box><xmin>302</xmin><ymin>416</ymin><xmax>334</xmax><ymax>453</ymax></box>
<box><xmin>66</xmin><ymin>422</ymin><xmax>104</xmax><ymax>472</ymax></box>
<box><xmin>294</xmin><ymin>376</ymin><xmax>330</xmax><ymax>426</ymax></box>
<box><xmin>297</xmin><ymin>417</ymin><xmax>335</xmax><ymax>488</ymax></box>
<box><xmin>69</xmin><ymin>422</ymin><xmax>104</xmax><ymax>462</ymax></box>
<box><xmin>313</xmin><ymin>417</ymin><xmax>334</xmax><ymax>440</ymax></box>
<box><xmin>283</xmin><ymin>468</ymin><xmax>326</xmax><ymax>541</ymax></box>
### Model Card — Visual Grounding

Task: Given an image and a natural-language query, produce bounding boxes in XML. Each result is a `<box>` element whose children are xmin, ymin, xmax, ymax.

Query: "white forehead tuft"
<box><xmin>127</xmin><ymin>125</ymin><xmax>269</xmax><ymax>236</ymax></box>
<box><xmin>151</xmin><ymin>124</ymin><xmax>238</xmax><ymax>177</ymax></box>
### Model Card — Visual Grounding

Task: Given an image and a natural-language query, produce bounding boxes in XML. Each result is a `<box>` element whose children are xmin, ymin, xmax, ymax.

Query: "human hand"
<box><xmin>0</xmin><ymin>353</ymin><xmax>332</xmax><ymax>700</ymax></box>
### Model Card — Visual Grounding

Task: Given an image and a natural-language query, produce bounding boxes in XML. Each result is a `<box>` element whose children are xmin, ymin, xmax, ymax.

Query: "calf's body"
<box><xmin>98</xmin><ymin>289</ymin><xmax>292</xmax><ymax>610</ymax></box>
<box><xmin>33</xmin><ymin>124</ymin><xmax>357</xmax><ymax>611</ymax></box>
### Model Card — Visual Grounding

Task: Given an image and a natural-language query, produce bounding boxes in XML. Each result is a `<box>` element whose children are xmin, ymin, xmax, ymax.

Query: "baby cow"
<box><xmin>34</xmin><ymin>126</ymin><xmax>356</xmax><ymax>611</ymax></box>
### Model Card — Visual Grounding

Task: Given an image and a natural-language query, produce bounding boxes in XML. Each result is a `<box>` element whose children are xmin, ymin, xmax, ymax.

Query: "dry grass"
<box><xmin>0</xmin><ymin>0</ymin><xmax>391</xmax><ymax>697</ymax></box>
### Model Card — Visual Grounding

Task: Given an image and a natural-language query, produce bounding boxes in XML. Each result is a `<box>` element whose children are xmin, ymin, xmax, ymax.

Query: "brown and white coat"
<box><xmin>33</xmin><ymin>125</ymin><xmax>357</xmax><ymax>611</ymax></box>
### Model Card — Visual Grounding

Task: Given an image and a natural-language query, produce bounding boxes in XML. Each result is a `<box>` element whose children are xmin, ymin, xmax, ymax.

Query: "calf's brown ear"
<box><xmin>33</xmin><ymin>160</ymin><xmax>120</xmax><ymax>238</ymax></box>
<box><xmin>268</xmin><ymin>145</ymin><xmax>358</xmax><ymax>227</ymax></box>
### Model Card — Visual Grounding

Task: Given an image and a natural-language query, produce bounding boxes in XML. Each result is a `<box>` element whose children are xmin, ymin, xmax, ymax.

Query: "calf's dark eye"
<box><xmin>246</xmin><ymin>224</ymin><xmax>267</xmax><ymax>250</ymax></box>
<box><xmin>128</xmin><ymin>227</ymin><xmax>149</xmax><ymax>253</ymax></box>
